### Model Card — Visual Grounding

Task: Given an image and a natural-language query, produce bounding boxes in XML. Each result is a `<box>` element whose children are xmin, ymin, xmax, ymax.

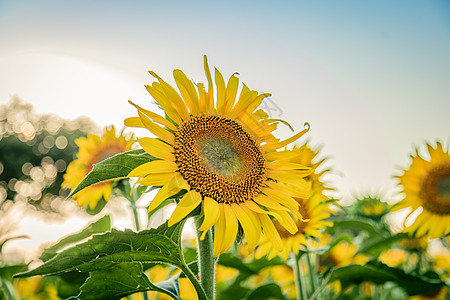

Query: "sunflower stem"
<box><xmin>306</xmin><ymin>252</ymin><xmax>318</xmax><ymax>297</ymax></box>
<box><xmin>292</xmin><ymin>252</ymin><xmax>307</xmax><ymax>300</ymax></box>
<box><xmin>195</xmin><ymin>216</ymin><xmax>215</xmax><ymax>300</ymax></box>
<box><xmin>130</xmin><ymin>203</ymin><xmax>141</xmax><ymax>231</ymax></box>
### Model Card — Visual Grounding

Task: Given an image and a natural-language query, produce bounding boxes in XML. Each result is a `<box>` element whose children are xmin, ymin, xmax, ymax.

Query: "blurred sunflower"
<box><xmin>255</xmin><ymin>143</ymin><xmax>333</xmax><ymax>259</ymax></box>
<box><xmin>394</xmin><ymin>142</ymin><xmax>450</xmax><ymax>238</ymax></box>
<box><xmin>63</xmin><ymin>126</ymin><xmax>132</xmax><ymax>209</ymax></box>
<box><xmin>126</xmin><ymin>56</ymin><xmax>311</xmax><ymax>256</ymax></box>
<box><xmin>351</xmin><ymin>195</ymin><xmax>390</xmax><ymax>221</ymax></box>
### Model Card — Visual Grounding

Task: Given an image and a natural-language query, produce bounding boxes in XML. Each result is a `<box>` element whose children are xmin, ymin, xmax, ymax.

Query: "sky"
<box><xmin>1</xmin><ymin>0</ymin><xmax>450</xmax><ymax>203</ymax></box>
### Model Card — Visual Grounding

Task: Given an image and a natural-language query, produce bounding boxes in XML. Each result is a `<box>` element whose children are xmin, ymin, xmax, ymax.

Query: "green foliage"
<box><xmin>76</xmin><ymin>263</ymin><xmax>180</xmax><ymax>300</ymax></box>
<box><xmin>40</xmin><ymin>215</ymin><xmax>111</xmax><ymax>262</ymax></box>
<box><xmin>357</xmin><ymin>233</ymin><xmax>409</xmax><ymax>256</ymax></box>
<box><xmin>15</xmin><ymin>220</ymin><xmax>206</xmax><ymax>300</ymax></box>
<box><xmin>329</xmin><ymin>261</ymin><xmax>446</xmax><ymax>296</ymax></box>
<box><xmin>69</xmin><ymin>149</ymin><xmax>156</xmax><ymax>198</ymax></box>
<box><xmin>246</xmin><ymin>283</ymin><xmax>285</xmax><ymax>300</ymax></box>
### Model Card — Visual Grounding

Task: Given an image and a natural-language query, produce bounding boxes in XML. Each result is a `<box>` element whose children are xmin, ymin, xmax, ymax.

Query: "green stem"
<box><xmin>131</xmin><ymin>203</ymin><xmax>141</xmax><ymax>231</ymax></box>
<box><xmin>181</xmin><ymin>263</ymin><xmax>208</xmax><ymax>300</ymax></box>
<box><xmin>292</xmin><ymin>252</ymin><xmax>306</xmax><ymax>300</ymax></box>
<box><xmin>306</xmin><ymin>253</ymin><xmax>318</xmax><ymax>296</ymax></box>
<box><xmin>194</xmin><ymin>216</ymin><xmax>215</xmax><ymax>300</ymax></box>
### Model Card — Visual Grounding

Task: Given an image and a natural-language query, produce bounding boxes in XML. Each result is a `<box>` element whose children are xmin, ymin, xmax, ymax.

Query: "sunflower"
<box><xmin>126</xmin><ymin>56</ymin><xmax>311</xmax><ymax>257</ymax></box>
<box><xmin>63</xmin><ymin>126</ymin><xmax>132</xmax><ymax>209</ymax></box>
<box><xmin>351</xmin><ymin>195</ymin><xmax>390</xmax><ymax>221</ymax></box>
<box><xmin>254</xmin><ymin>142</ymin><xmax>333</xmax><ymax>259</ymax></box>
<box><xmin>394</xmin><ymin>142</ymin><xmax>450</xmax><ymax>238</ymax></box>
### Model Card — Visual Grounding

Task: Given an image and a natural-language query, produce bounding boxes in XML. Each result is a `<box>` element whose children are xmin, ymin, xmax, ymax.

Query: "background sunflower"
<box><xmin>394</xmin><ymin>141</ymin><xmax>450</xmax><ymax>238</ymax></box>
<box><xmin>63</xmin><ymin>126</ymin><xmax>133</xmax><ymax>209</ymax></box>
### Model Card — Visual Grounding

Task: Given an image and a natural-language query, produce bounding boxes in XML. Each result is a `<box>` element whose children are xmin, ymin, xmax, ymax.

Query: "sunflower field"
<box><xmin>1</xmin><ymin>57</ymin><xmax>449</xmax><ymax>300</ymax></box>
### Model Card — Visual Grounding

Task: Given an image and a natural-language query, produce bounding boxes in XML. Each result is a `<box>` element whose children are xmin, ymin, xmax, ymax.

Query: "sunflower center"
<box><xmin>198</xmin><ymin>138</ymin><xmax>242</xmax><ymax>180</ymax></box>
<box><xmin>174</xmin><ymin>114</ymin><xmax>267</xmax><ymax>204</ymax></box>
<box><xmin>420</xmin><ymin>162</ymin><xmax>450</xmax><ymax>214</ymax></box>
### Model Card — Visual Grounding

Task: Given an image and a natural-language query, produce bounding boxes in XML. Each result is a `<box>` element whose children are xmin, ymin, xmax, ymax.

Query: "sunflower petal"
<box><xmin>138</xmin><ymin>172</ymin><xmax>177</xmax><ymax>186</ymax></box>
<box><xmin>168</xmin><ymin>190</ymin><xmax>202</xmax><ymax>226</ymax></box>
<box><xmin>199</xmin><ymin>197</ymin><xmax>221</xmax><ymax>239</ymax></box>
<box><xmin>262</xmin><ymin>123</ymin><xmax>310</xmax><ymax>152</ymax></box>
<box><xmin>138</xmin><ymin>138</ymin><xmax>175</xmax><ymax>161</ymax></box>
<box><xmin>231</xmin><ymin>203</ymin><xmax>261</xmax><ymax>253</ymax></box>
<box><xmin>147</xmin><ymin>173</ymin><xmax>190</xmax><ymax>212</ymax></box>
<box><xmin>128</xmin><ymin>101</ymin><xmax>177</xmax><ymax>131</ymax></box>
<box><xmin>259</xmin><ymin>214</ymin><xmax>283</xmax><ymax>251</ymax></box>
<box><xmin>128</xmin><ymin>160</ymin><xmax>179</xmax><ymax>177</ymax></box>
<box><xmin>213</xmin><ymin>205</ymin><xmax>226</xmax><ymax>257</ymax></box>
<box><xmin>221</xmin><ymin>204</ymin><xmax>238</xmax><ymax>253</ymax></box>
<box><xmin>173</xmin><ymin>69</ymin><xmax>200</xmax><ymax>115</ymax></box>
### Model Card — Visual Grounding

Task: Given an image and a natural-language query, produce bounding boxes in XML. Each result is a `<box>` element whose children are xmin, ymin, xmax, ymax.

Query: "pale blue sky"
<box><xmin>1</xmin><ymin>0</ymin><xmax>449</xmax><ymax>201</ymax></box>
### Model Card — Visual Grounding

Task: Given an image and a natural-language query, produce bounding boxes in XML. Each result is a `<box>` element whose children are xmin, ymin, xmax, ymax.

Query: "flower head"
<box><xmin>63</xmin><ymin>126</ymin><xmax>132</xmax><ymax>209</ymax></box>
<box><xmin>394</xmin><ymin>141</ymin><xmax>450</xmax><ymax>238</ymax></box>
<box><xmin>126</xmin><ymin>56</ymin><xmax>311</xmax><ymax>256</ymax></box>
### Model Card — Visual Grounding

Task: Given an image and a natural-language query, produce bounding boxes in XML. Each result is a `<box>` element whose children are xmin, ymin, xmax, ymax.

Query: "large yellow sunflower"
<box><xmin>63</xmin><ymin>126</ymin><xmax>132</xmax><ymax>209</ymax></box>
<box><xmin>126</xmin><ymin>56</ymin><xmax>311</xmax><ymax>257</ymax></box>
<box><xmin>255</xmin><ymin>142</ymin><xmax>333</xmax><ymax>259</ymax></box>
<box><xmin>394</xmin><ymin>141</ymin><xmax>450</xmax><ymax>238</ymax></box>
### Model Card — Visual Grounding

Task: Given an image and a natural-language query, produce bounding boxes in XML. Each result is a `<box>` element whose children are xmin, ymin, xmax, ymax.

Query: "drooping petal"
<box><xmin>220</xmin><ymin>204</ymin><xmax>239</xmax><ymax>253</ymax></box>
<box><xmin>231</xmin><ymin>203</ymin><xmax>261</xmax><ymax>253</ymax></box>
<box><xmin>147</xmin><ymin>173</ymin><xmax>190</xmax><ymax>212</ymax></box>
<box><xmin>259</xmin><ymin>214</ymin><xmax>283</xmax><ymax>251</ymax></box>
<box><xmin>168</xmin><ymin>190</ymin><xmax>202</xmax><ymax>226</ymax></box>
<box><xmin>199</xmin><ymin>197</ymin><xmax>221</xmax><ymax>240</ymax></box>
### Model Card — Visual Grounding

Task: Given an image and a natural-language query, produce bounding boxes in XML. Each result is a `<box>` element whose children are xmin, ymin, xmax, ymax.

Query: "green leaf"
<box><xmin>246</xmin><ymin>283</ymin><xmax>286</xmax><ymax>300</ymax></box>
<box><xmin>357</xmin><ymin>233</ymin><xmax>409</xmax><ymax>256</ymax></box>
<box><xmin>40</xmin><ymin>215</ymin><xmax>111</xmax><ymax>262</ymax></box>
<box><xmin>77</xmin><ymin>263</ymin><xmax>181</xmax><ymax>300</ymax></box>
<box><xmin>15</xmin><ymin>220</ymin><xmax>207</xmax><ymax>300</ymax></box>
<box><xmin>0</xmin><ymin>264</ymin><xmax>28</xmax><ymax>280</ymax></box>
<box><xmin>331</xmin><ymin>216</ymin><xmax>388</xmax><ymax>238</ymax></box>
<box><xmin>329</xmin><ymin>261</ymin><xmax>446</xmax><ymax>296</ymax></box>
<box><xmin>69</xmin><ymin>149</ymin><xmax>155</xmax><ymax>198</ymax></box>
<box><xmin>15</xmin><ymin>220</ymin><xmax>186</xmax><ymax>278</ymax></box>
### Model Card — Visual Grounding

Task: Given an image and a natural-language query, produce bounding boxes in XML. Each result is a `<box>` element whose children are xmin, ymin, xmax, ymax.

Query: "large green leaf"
<box><xmin>15</xmin><ymin>221</ymin><xmax>206</xmax><ymax>300</ymax></box>
<box><xmin>69</xmin><ymin>149</ymin><xmax>155</xmax><ymax>198</ymax></box>
<box><xmin>15</xmin><ymin>221</ymin><xmax>185</xmax><ymax>277</ymax></box>
<box><xmin>76</xmin><ymin>263</ymin><xmax>181</xmax><ymax>300</ymax></box>
<box><xmin>40</xmin><ymin>215</ymin><xmax>111</xmax><ymax>262</ymax></box>
<box><xmin>329</xmin><ymin>261</ymin><xmax>445</xmax><ymax>296</ymax></box>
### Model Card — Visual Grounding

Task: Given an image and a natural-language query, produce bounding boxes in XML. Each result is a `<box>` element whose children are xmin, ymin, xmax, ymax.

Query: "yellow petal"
<box><xmin>203</xmin><ymin>55</ymin><xmax>214</xmax><ymax>113</ymax></box>
<box><xmin>128</xmin><ymin>160</ymin><xmax>179</xmax><ymax>177</ymax></box>
<box><xmin>231</xmin><ymin>203</ymin><xmax>261</xmax><ymax>253</ymax></box>
<box><xmin>148</xmin><ymin>71</ymin><xmax>190</xmax><ymax>121</ymax></box>
<box><xmin>138</xmin><ymin>138</ymin><xmax>175</xmax><ymax>161</ymax></box>
<box><xmin>259</xmin><ymin>214</ymin><xmax>283</xmax><ymax>251</ymax></box>
<box><xmin>168</xmin><ymin>190</ymin><xmax>202</xmax><ymax>227</ymax></box>
<box><xmin>213</xmin><ymin>205</ymin><xmax>226</xmax><ymax>257</ymax></box>
<box><xmin>223</xmin><ymin>72</ymin><xmax>239</xmax><ymax>114</ymax></box>
<box><xmin>173</xmin><ymin>69</ymin><xmax>200</xmax><ymax>115</ymax></box>
<box><xmin>124</xmin><ymin>117</ymin><xmax>145</xmax><ymax>128</ymax></box>
<box><xmin>229</xmin><ymin>87</ymin><xmax>258</xmax><ymax>118</ymax></box>
<box><xmin>270</xmin><ymin>209</ymin><xmax>299</xmax><ymax>235</ymax></box>
<box><xmin>145</xmin><ymin>83</ymin><xmax>182</xmax><ymax>124</ymax></box>
<box><xmin>138</xmin><ymin>173</ymin><xmax>177</xmax><ymax>186</ymax></box>
<box><xmin>253</xmin><ymin>194</ymin><xmax>291</xmax><ymax>212</ymax></box>
<box><xmin>221</xmin><ymin>204</ymin><xmax>238</xmax><ymax>253</ymax></box>
<box><xmin>148</xmin><ymin>173</ymin><xmax>190</xmax><ymax>212</ymax></box>
<box><xmin>262</xmin><ymin>122</ymin><xmax>310</xmax><ymax>152</ymax></box>
<box><xmin>128</xmin><ymin>101</ymin><xmax>177</xmax><ymax>131</ymax></box>
<box><xmin>199</xmin><ymin>197</ymin><xmax>220</xmax><ymax>239</ymax></box>
<box><xmin>262</xmin><ymin>188</ymin><xmax>300</xmax><ymax>217</ymax></box>
<box><xmin>244</xmin><ymin>200</ymin><xmax>282</xmax><ymax>220</ymax></box>
<box><xmin>136</xmin><ymin>109</ymin><xmax>175</xmax><ymax>145</ymax></box>
<box><xmin>215</xmin><ymin>68</ymin><xmax>226</xmax><ymax>114</ymax></box>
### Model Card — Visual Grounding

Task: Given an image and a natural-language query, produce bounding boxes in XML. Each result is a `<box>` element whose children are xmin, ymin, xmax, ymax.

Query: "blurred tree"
<box><xmin>0</xmin><ymin>96</ymin><xmax>97</xmax><ymax>216</ymax></box>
